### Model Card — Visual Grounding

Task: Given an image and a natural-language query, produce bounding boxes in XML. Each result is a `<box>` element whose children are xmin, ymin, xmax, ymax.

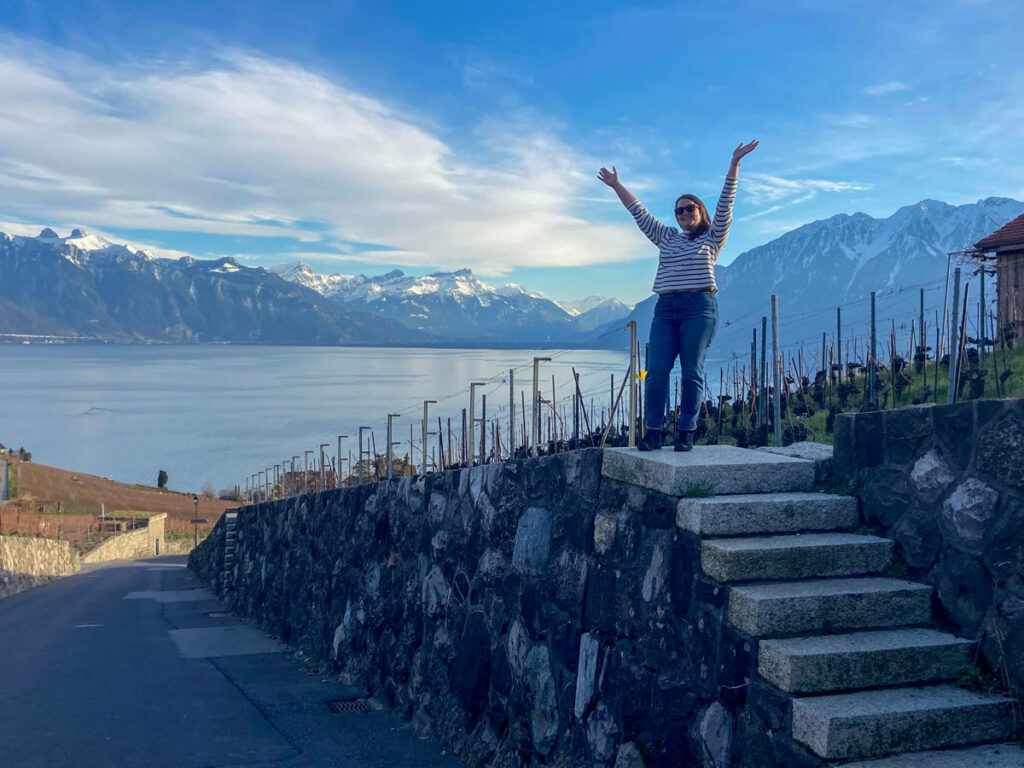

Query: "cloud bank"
<box><xmin>0</xmin><ymin>40</ymin><xmax>645</xmax><ymax>276</ymax></box>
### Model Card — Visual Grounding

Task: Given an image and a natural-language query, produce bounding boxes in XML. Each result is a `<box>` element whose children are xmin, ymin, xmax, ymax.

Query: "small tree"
<box><xmin>201</xmin><ymin>483</ymin><xmax>216</xmax><ymax>500</ymax></box>
<box><xmin>157</xmin><ymin>469</ymin><xmax>168</xmax><ymax>489</ymax></box>
<box><xmin>17</xmin><ymin>447</ymin><xmax>31</xmax><ymax>461</ymax></box>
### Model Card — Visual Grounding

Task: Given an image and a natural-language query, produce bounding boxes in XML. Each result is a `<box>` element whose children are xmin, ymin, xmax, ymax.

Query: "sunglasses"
<box><xmin>675</xmin><ymin>204</ymin><xmax>697</xmax><ymax>216</ymax></box>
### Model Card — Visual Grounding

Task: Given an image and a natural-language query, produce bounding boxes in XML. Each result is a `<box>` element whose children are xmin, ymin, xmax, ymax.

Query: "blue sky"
<box><xmin>0</xmin><ymin>0</ymin><xmax>1021</xmax><ymax>304</ymax></box>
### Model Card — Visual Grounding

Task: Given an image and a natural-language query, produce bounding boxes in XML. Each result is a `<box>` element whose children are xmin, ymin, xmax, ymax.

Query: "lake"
<box><xmin>0</xmin><ymin>344</ymin><xmax>634</xmax><ymax>493</ymax></box>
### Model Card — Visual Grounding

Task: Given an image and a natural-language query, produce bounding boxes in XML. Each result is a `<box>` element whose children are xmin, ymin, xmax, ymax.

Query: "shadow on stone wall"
<box><xmin>190</xmin><ymin>450</ymin><xmax>768</xmax><ymax>767</ymax></box>
<box><xmin>835</xmin><ymin>398</ymin><xmax>1024</xmax><ymax>697</ymax></box>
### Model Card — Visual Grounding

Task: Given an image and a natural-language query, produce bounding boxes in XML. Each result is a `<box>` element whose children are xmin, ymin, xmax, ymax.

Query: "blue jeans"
<box><xmin>645</xmin><ymin>292</ymin><xmax>718</xmax><ymax>432</ymax></box>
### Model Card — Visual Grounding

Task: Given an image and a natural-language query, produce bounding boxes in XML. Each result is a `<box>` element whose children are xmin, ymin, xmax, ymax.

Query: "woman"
<box><xmin>598</xmin><ymin>140</ymin><xmax>757</xmax><ymax>451</ymax></box>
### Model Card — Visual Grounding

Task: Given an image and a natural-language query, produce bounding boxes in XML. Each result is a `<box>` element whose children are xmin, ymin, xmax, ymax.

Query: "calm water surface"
<box><xmin>0</xmin><ymin>345</ymin><xmax>628</xmax><ymax>492</ymax></box>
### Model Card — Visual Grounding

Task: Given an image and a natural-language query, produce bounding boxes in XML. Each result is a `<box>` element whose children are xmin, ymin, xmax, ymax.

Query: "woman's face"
<box><xmin>675</xmin><ymin>197</ymin><xmax>701</xmax><ymax>231</ymax></box>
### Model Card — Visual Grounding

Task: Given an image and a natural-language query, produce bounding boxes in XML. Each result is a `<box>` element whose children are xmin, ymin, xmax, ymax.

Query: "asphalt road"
<box><xmin>0</xmin><ymin>556</ymin><xmax>466</xmax><ymax>768</ymax></box>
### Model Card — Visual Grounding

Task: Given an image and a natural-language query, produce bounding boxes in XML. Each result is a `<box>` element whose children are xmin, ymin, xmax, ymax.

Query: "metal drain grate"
<box><xmin>327</xmin><ymin>699</ymin><xmax>372</xmax><ymax>714</ymax></box>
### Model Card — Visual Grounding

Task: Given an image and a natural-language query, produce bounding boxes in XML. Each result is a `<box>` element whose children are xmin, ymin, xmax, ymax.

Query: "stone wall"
<box><xmin>191</xmin><ymin>451</ymin><xmax>783</xmax><ymax>767</ymax></box>
<box><xmin>834</xmin><ymin>398</ymin><xmax>1024</xmax><ymax>694</ymax></box>
<box><xmin>0</xmin><ymin>535</ymin><xmax>79</xmax><ymax>598</ymax></box>
<box><xmin>82</xmin><ymin>513</ymin><xmax>167</xmax><ymax>563</ymax></box>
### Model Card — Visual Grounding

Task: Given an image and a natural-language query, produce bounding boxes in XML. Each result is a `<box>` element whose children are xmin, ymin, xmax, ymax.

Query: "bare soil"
<box><xmin>5</xmin><ymin>458</ymin><xmax>232</xmax><ymax>534</ymax></box>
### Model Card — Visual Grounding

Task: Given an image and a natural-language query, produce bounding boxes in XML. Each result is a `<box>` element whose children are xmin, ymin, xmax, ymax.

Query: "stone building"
<box><xmin>973</xmin><ymin>211</ymin><xmax>1024</xmax><ymax>345</ymax></box>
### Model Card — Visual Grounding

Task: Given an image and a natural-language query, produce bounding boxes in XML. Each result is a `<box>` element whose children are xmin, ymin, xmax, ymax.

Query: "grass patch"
<box><xmin>682</xmin><ymin>482</ymin><xmax>715</xmax><ymax>498</ymax></box>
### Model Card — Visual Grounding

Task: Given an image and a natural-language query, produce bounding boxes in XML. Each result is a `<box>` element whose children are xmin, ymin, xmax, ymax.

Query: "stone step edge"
<box><xmin>757</xmin><ymin>628</ymin><xmax>974</xmax><ymax>694</ymax></box>
<box><xmin>834</xmin><ymin>742</ymin><xmax>1024</xmax><ymax>767</ymax></box>
<box><xmin>727</xmin><ymin>577</ymin><xmax>933</xmax><ymax>638</ymax></box>
<box><xmin>701</xmin><ymin>534</ymin><xmax>894</xmax><ymax>583</ymax></box>
<box><xmin>677</xmin><ymin>492</ymin><xmax>860</xmax><ymax>537</ymax></box>
<box><xmin>791</xmin><ymin>684</ymin><xmax>1016</xmax><ymax>761</ymax></box>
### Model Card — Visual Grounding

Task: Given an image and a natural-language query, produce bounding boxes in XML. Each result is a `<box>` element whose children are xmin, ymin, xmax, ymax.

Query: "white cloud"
<box><xmin>0</xmin><ymin>40</ymin><xmax>646</xmax><ymax>277</ymax></box>
<box><xmin>863</xmin><ymin>81</ymin><xmax>909</xmax><ymax>96</ymax></box>
<box><xmin>742</xmin><ymin>173</ymin><xmax>871</xmax><ymax>209</ymax></box>
<box><xmin>822</xmin><ymin>113</ymin><xmax>876</xmax><ymax>129</ymax></box>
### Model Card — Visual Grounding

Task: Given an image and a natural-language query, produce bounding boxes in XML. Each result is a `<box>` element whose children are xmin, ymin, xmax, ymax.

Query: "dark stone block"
<box><xmin>982</xmin><ymin>576</ymin><xmax>1024</xmax><ymax>696</ymax></box>
<box><xmin>884</xmin><ymin>405</ymin><xmax>932</xmax><ymax>464</ymax></box>
<box><xmin>854</xmin><ymin>410</ymin><xmax>884</xmax><ymax>468</ymax></box>
<box><xmin>975</xmin><ymin>398</ymin><xmax>1006</xmax><ymax>432</ymax></box>
<box><xmin>984</xmin><ymin>493</ymin><xmax>1024</xmax><ymax>582</ymax></box>
<box><xmin>747</xmin><ymin>679</ymin><xmax>791</xmax><ymax>733</ymax></box>
<box><xmin>735</xmin><ymin>710</ymin><xmax>776</xmax><ymax>768</ymax></box>
<box><xmin>769</xmin><ymin>735</ymin><xmax>828</xmax><ymax>768</ymax></box>
<box><xmin>520</xmin><ymin>580</ymin><xmax>551</xmax><ymax>638</ymax></box>
<box><xmin>861</xmin><ymin>466</ymin><xmax>915</xmax><ymax>528</ymax></box>
<box><xmin>834</xmin><ymin>414</ymin><xmax>856</xmax><ymax>479</ymax></box>
<box><xmin>583</xmin><ymin>564</ymin><xmax>617</xmax><ymax>633</ymax></box>
<box><xmin>933</xmin><ymin>400</ymin><xmax>974</xmax><ymax>472</ymax></box>
<box><xmin>669</xmin><ymin>535</ymin><xmax>699</xmax><ymax>616</ymax></box>
<box><xmin>642</xmin><ymin>490</ymin><xmax>677</xmax><ymax>529</ymax></box>
<box><xmin>717</xmin><ymin>626</ymin><xmax>754</xmax><ymax>709</ymax></box>
<box><xmin>548</xmin><ymin>610</ymin><xmax>581</xmax><ymax>671</ymax></box>
<box><xmin>935</xmin><ymin>552</ymin><xmax>994</xmax><ymax>634</ymax></box>
<box><xmin>696</xmin><ymin>576</ymin><xmax>728</xmax><ymax>610</ymax></box>
<box><xmin>891</xmin><ymin>506</ymin><xmax>942</xmax><ymax>571</ymax></box>
<box><xmin>976</xmin><ymin>413</ymin><xmax>1024</xmax><ymax>491</ymax></box>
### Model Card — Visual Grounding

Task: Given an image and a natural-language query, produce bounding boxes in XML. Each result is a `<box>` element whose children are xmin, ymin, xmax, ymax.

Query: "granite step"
<box><xmin>758</xmin><ymin>628</ymin><xmax>973</xmax><ymax>693</ymax></box>
<box><xmin>792</xmin><ymin>685</ymin><xmax>1016</xmax><ymax>761</ymax></box>
<box><xmin>727</xmin><ymin>577</ymin><xmax>932</xmax><ymax>637</ymax></box>
<box><xmin>701</xmin><ymin>533</ymin><xmax>893</xmax><ymax>583</ymax></box>
<box><xmin>677</xmin><ymin>491</ymin><xmax>858</xmax><ymax>536</ymax></box>
<box><xmin>836</xmin><ymin>743</ymin><xmax>1024</xmax><ymax>767</ymax></box>
<box><xmin>602</xmin><ymin>445</ymin><xmax>815</xmax><ymax>496</ymax></box>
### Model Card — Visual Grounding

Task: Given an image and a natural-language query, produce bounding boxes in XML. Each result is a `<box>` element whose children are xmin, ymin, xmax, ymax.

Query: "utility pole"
<box><xmin>358</xmin><ymin>427</ymin><xmax>370</xmax><ymax>485</ymax></box>
<box><xmin>948</xmin><ymin>267</ymin><xmax>961</xmax><ymax>404</ymax></box>
<box><xmin>771</xmin><ymin>295</ymin><xmax>782</xmax><ymax>447</ymax></box>
<box><xmin>336</xmin><ymin>435</ymin><xmax>348</xmax><ymax>488</ymax></box>
<box><xmin>468</xmin><ymin>382</ymin><xmax>486</xmax><ymax>466</ymax></box>
<box><xmin>319</xmin><ymin>444</ymin><xmax>328</xmax><ymax>491</ymax></box>
<box><xmin>869</xmin><ymin>291</ymin><xmax>877</xmax><ymax>404</ymax></box>
<box><xmin>627</xmin><ymin>321</ymin><xmax>637</xmax><ymax>447</ymax></box>
<box><xmin>508</xmin><ymin>370</ymin><xmax>515</xmax><ymax>459</ymax></box>
<box><xmin>386</xmin><ymin>414</ymin><xmax>400</xmax><ymax>479</ymax></box>
<box><xmin>422</xmin><ymin>401</ymin><xmax>437</xmax><ymax>471</ymax></box>
<box><xmin>531</xmin><ymin>358</ymin><xmax>551</xmax><ymax>456</ymax></box>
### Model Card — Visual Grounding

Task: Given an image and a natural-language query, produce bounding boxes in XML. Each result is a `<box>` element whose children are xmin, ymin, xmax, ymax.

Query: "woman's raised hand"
<box><xmin>732</xmin><ymin>140</ymin><xmax>758</xmax><ymax>163</ymax></box>
<box><xmin>597</xmin><ymin>166</ymin><xmax>619</xmax><ymax>188</ymax></box>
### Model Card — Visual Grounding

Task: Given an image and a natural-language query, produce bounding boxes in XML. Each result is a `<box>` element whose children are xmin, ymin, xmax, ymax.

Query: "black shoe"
<box><xmin>636</xmin><ymin>429</ymin><xmax>663</xmax><ymax>451</ymax></box>
<box><xmin>674</xmin><ymin>429</ymin><xmax>695</xmax><ymax>452</ymax></box>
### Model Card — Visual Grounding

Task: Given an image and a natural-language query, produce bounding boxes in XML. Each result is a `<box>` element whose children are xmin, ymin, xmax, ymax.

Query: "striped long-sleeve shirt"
<box><xmin>627</xmin><ymin>175</ymin><xmax>737</xmax><ymax>293</ymax></box>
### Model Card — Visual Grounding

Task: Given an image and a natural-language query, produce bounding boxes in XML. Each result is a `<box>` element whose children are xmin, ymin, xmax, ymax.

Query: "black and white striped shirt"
<box><xmin>627</xmin><ymin>176</ymin><xmax>737</xmax><ymax>293</ymax></box>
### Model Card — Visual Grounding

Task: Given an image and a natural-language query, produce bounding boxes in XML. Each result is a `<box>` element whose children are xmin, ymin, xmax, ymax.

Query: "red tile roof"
<box><xmin>975</xmin><ymin>212</ymin><xmax>1024</xmax><ymax>251</ymax></box>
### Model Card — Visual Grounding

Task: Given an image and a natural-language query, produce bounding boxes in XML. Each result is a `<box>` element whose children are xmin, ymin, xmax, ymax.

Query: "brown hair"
<box><xmin>675</xmin><ymin>194</ymin><xmax>710</xmax><ymax>239</ymax></box>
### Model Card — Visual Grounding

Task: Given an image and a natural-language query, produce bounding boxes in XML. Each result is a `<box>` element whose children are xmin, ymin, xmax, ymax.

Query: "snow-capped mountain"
<box><xmin>269</xmin><ymin>261</ymin><xmax>353</xmax><ymax>296</ymax></box>
<box><xmin>609</xmin><ymin>196</ymin><xmax>1024</xmax><ymax>361</ymax></box>
<box><xmin>281</xmin><ymin>266</ymin><xmax>588</xmax><ymax>343</ymax></box>
<box><xmin>0</xmin><ymin>229</ymin><xmax>423</xmax><ymax>344</ymax></box>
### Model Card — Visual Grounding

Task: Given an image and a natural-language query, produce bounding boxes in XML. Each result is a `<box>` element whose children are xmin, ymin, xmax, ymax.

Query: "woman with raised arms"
<box><xmin>598</xmin><ymin>140</ymin><xmax>758</xmax><ymax>451</ymax></box>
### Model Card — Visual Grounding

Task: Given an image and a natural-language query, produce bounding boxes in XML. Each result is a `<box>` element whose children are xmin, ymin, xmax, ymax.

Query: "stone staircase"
<box><xmin>604</xmin><ymin>446</ymin><xmax>1023</xmax><ymax>766</ymax></box>
<box><xmin>222</xmin><ymin>511</ymin><xmax>238</xmax><ymax>585</ymax></box>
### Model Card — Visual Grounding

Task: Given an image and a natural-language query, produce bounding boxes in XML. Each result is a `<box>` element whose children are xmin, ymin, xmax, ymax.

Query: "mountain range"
<box><xmin>1</xmin><ymin>195</ymin><xmax>1020</xmax><ymax>359</ymax></box>
<box><xmin>605</xmin><ymin>196</ymin><xmax>1024</xmax><ymax>364</ymax></box>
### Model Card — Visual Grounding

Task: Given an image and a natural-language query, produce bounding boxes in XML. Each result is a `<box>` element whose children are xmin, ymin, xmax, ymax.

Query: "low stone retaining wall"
<box><xmin>192</xmin><ymin>451</ymin><xmax>780</xmax><ymax>767</ymax></box>
<box><xmin>82</xmin><ymin>513</ymin><xmax>166</xmax><ymax>563</ymax></box>
<box><xmin>835</xmin><ymin>397</ymin><xmax>1024</xmax><ymax>694</ymax></box>
<box><xmin>0</xmin><ymin>535</ymin><xmax>79</xmax><ymax>598</ymax></box>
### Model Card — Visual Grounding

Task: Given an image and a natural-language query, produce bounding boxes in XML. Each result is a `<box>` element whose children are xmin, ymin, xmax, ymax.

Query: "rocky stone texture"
<box><xmin>835</xmin><ymin>399</ymin><xmax>1024</xmax><ymax>697</ymax></box>
<box><xmin>188</xmin><ymin>427</ymin><xmax>1023</xmax><ymax>768</ymax></box>
<box><xmin>0</xmin><ymin>535</ymin><xmax>79</xmax><ymax>598</ymax></box>
<box><xmin>192</xmin><ymin>450</ymin><xmax>730</xmax><ymax>767</ymax></box>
